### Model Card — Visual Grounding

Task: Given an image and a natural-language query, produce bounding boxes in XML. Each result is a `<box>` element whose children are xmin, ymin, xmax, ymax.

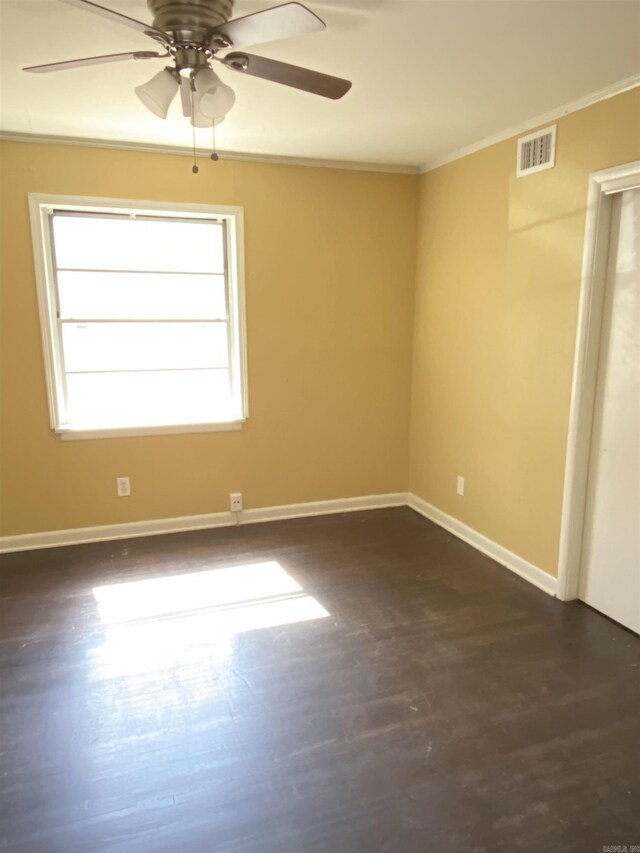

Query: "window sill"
<box><xmin>56</xmin><ymin>420</ymin><xmax>245</xmax><ymax>441</ymax></box>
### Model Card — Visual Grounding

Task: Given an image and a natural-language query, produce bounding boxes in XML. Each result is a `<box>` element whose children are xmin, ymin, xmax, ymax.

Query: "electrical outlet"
<box><xmin>230</xmin><ymin>492</ymin><xmax>243</xmax><ymax>512</ymax></box>
<box><xmin>116</xmin><ymin>476</ymin><xmax>131</xmax><ymax>497</ymax></box>
<box><xmin>456</xmin><ymin>475</ymin><xmax>465</xmax><ymax>497</ymax></box>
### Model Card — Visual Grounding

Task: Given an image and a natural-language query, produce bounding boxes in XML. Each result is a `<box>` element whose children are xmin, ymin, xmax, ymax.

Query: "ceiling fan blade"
<box><xmin>208</xmin><ymin>2</ymin><xmax>325</xmax><ymax>50</ymax></box>
<box><xmin>57</xmin><ymin>0</ymin><xmax>170</xmax><ymax>42</ymax></box>
<box><xmin>180</xmin><ymin>78</ymin><xmax>193</xmax><ymax>117</ymax></box>
<box><xmin>221</xmin><ymin>53</ymin><xmax>351</xmax><ymax>99</ymax></box>
<box><xmin>23</xmin><ymin>51</ymin><xmax>165</xmax><ymax>73</ymax></box>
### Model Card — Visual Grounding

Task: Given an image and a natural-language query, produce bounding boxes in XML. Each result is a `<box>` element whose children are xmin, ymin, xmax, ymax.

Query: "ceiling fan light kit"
<box><xmin>24</xmin><ymin>0</ymin><xmax>352</xmax><ymax>171</ymax></box>
<box><xmin>134</xmin><ymin>67</ymin><xmax>180</xmax><ymax>119</ymax></box>
<box><xmin>190</xmin><ymin>102</ymin><xmax>226</xmax><ymax>128</ymax></box>
<box><xmin>194</xmin><ymin>67</ymin><xmax>236</xmax><ymax>120</ymax></box>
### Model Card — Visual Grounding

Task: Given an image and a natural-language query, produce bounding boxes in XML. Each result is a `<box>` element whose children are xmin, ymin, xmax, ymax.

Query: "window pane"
<box><xmin>62</xmin><ymin>322</ymin><xmax>228</xmax><ymax>372</ymax></box>
<box><xmin>66</xmin><ymin>369</ymin><xmax>233</xmax><ymax>428</ymax></box>
<box><xmin>52</xmin><ymin>215</ymin><xmax>224</xmax><ymax>273</ymax></box>
<box><xmin>58</xmin><ymin>271</ymin><xmax>227</xmax><ymax>320</ymax></box>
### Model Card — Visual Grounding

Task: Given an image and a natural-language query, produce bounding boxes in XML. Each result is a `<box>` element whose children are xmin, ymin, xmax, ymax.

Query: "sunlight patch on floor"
<box><xmin>92</xmin><ymin>561</ymin><xmax>330</xmax><ymax>678</ymax></box>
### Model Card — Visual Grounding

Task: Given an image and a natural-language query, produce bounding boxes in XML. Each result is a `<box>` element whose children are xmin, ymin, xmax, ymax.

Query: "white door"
<box><xmin>579</xmin><ymin>187</ymin><xmax>640</xmax><ymax>633</ymax></box>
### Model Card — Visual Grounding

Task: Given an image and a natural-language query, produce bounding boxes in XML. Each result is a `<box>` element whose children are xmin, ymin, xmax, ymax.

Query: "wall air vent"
<box><xmin>516</xmin><ymin>124</ymin><xmax>557</xmax><ymax>178</ymax></box>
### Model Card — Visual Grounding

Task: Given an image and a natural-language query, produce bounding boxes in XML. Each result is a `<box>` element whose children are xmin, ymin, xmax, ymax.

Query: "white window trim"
<box><xmin>28</xmin><ymin>193</ymin><xmax>248</xmax><ymax>439</ymax></box>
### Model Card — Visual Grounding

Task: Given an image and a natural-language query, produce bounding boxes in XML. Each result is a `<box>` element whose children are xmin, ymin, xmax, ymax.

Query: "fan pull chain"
<box><xmin>211</xmin><ymin>120</ymin><xmax>219</xmax><ymax>162</ymax></box>
<box><xmin>190</xmin><ymin>81</ymin><xmax>199</xmax><ymax>174</ymax></box>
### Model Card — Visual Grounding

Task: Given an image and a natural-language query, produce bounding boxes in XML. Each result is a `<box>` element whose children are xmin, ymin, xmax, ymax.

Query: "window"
<box><xmin>29</xmin><ymin>195</ymin><xmax>247</xmax><ymax>439</ymax></box>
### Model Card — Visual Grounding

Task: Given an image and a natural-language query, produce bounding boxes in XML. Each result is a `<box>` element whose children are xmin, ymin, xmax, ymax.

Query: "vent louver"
<box><xmin>516</xmin><ymin>124</ymin><xmax>557</xmax><ymax>178</ymax></box>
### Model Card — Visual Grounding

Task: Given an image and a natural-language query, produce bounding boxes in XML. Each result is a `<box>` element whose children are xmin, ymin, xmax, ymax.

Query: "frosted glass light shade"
<box><xmin>191</xmin><ymin>105</ymin><xmax>226</xmax><ymax>128</ymax></box>
<box><xmin>194</xmin><ymin>67</ymin><xmax>235</xmax><ymax>120</ymax></box>
<box><xmin>135</xmin><ymin>68</ymin><xmax>179</xmax><ymax>119</ymax></box>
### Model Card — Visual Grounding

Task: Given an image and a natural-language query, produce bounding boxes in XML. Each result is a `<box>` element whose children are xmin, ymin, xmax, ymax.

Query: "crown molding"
<box><xmin>2</xmin><ymin>73</ymin><xmax>637</xmax><ymax>179</ymax></box>
<box><xmin>419</xmin><ymin>73</ymin><xmax>640</xmax><ymax>174</ymax></box>
<box><xmin>0</xmin><ymin>130</ymin><xmax>419</xmax><ymax>175</ymax></box>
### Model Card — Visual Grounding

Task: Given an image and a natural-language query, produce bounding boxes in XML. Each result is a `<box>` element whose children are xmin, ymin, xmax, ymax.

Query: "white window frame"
<box><xmin>28</xmin><ymin>193</ymin><xmax>248</xmax><ymax>440</ymax></box>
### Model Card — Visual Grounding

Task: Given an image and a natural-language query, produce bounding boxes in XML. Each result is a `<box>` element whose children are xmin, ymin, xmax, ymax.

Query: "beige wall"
<box><xmin>2</xmin><ymin>87</ymin><xmax>639</xmax><ymax>556</ymax></box>
<box><xmin>0</xmin><ymin>142</ymin><xmax>418</xmax><ymax>535</ymax></box>
<box><xmin>409</xmin><ymin>87</ymin><xmax>640</xmax><ymax>577</ymax></box>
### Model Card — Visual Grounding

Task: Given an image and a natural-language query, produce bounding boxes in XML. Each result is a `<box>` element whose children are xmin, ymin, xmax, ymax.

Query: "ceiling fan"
<box><xmin>23</xmin><ymin>0</ymin><xmax>352</xmax><ymax>130</ymax></box>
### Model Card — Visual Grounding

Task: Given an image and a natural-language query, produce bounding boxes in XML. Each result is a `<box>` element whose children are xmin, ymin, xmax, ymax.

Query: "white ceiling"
<box><xmin>1</xmin><ymin>0</ymin><xmax>639</xmax><ymax>169</ymax></box>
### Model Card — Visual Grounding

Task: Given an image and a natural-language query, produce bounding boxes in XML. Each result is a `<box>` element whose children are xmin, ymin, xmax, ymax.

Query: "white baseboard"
<box><xmin>241</xmin><ymin>493</ymin><xmax>408</xmax><ymax>525</ymax></box>
<box><xmin>407</xmin><ymin>493</ymin><xmax>557</xmax><ymax>597</ymax></box>
<box><xmin>0</xmin><ymin>493</ymin><xmax>408</xmax><ymax>554</ymax></box>
<box><xmin>0</xmin><ymin>491</ymin><xmax>557</xmax><ymax>599</ymax></box>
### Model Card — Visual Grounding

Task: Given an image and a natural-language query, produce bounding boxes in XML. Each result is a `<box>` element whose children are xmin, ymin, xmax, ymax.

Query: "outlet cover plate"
<box><xmin>116</xmin><ymin>477</ymin><xmax>131</xmax><ymax>497</ymax></box>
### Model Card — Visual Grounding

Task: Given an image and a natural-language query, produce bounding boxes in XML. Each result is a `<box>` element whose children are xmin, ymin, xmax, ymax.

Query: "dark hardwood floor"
<box><xmin>0</xmin><ymin>508</ymin><xmax>638</xmax><ymax>852</ymax></box>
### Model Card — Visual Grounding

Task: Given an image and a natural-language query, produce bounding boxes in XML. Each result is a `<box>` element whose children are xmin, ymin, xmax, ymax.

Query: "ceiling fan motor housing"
<box><xmin>147</xmin><ymin>0</ymin><xmax>235</xmax><ymax>41</ymax></box>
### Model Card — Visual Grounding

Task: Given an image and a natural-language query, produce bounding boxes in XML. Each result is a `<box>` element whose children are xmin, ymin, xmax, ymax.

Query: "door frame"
<box><xmin>557</xmin><ymin>160</ymin><xmax>640</xmax><ymax>601</ymax></box>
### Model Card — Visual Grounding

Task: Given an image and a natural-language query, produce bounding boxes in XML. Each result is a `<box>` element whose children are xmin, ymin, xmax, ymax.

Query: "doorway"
<box><xmin>578</xmin><ymin>188</ymin><xmax>639</xmax><ymax>632</ymax></box>
<box><xmin>558</xmin><ymin>161</ymin><xmax>640</xmax><ymax>634</ymax></box>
